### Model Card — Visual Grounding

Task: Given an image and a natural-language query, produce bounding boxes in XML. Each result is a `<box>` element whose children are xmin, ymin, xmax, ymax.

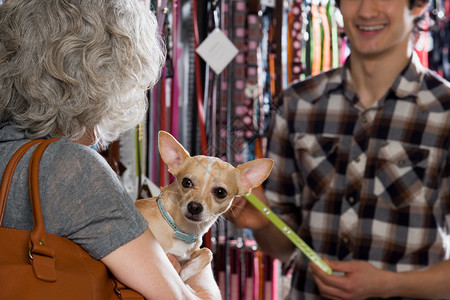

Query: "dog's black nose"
<box><xmin>188</xmin><ymin>201</ymin><xmax>203</xmax><ymax>215</ymax></box>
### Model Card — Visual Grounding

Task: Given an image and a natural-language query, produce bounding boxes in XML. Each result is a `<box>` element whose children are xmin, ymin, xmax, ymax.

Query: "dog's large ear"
<box><xmin>158</xmin><ymin>131</ymin><xmax>190</xmax><ymax>174</ymax></box>
<box><xmin>236</xmin><ymin>158</ymin><xmax>273</xmax><ymax>195</ymax></box>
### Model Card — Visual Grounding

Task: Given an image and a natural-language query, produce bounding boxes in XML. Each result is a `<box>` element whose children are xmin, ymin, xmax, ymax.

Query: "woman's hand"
<box><xmin>184</xmin><ymin>262</ymin><xmax>221</xmax><ymax>300</ymax></box>
<box><xmin>167</xmin><ymin>253</ymin><xmax>182</xmax><ymax>274</ymax></box>
<box><xmin>166</xmin><ymin>253</ymin><xmax>221</xmax><ymax>300</ymax></box>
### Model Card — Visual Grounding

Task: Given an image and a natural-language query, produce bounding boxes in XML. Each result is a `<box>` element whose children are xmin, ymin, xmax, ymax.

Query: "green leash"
<box><xmin>244</xmin><ymin>193</ymin><xmax>333</xmax><ymax>274</ymax></box>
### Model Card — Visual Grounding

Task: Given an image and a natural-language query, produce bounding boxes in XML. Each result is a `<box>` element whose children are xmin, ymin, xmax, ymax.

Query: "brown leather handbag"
<box><xmin>0</xmin><ymin>139</ymin><xmax>144</xmax><ymax>299</ymax></box>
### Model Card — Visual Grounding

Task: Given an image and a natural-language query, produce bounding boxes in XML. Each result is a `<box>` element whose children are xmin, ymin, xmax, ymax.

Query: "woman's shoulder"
<box><xmin>43</xmin><ymin>138</ymin><xmax>116</xmax><ymax>180</ymax></box>
<box><xmin>48</xmin><ymin>137</ymin><xmax>102</xmax><ymax>160</ymax></box>
<box><xmin>40</xmin><ymin>138</ymin><xmax>130</xmax><ymax>210</ymax></box>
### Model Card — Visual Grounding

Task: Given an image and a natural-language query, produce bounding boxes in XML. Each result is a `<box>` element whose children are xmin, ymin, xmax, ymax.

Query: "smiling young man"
<box><xmin>228</xmin><ymin>0</ymin><xmax>450</xmax><ymax>299</ymax></box>
<box><xmin>339</xmin><ymin>0</ymin><xmax>430</xmax><ymax>108</ymax></box>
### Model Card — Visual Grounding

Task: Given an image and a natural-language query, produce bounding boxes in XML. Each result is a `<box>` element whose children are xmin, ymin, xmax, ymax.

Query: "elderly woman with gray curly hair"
<box><xmin>0</xmin><ymin>0</ymin><xmax>220</xmax><ymax>299</ymax></box>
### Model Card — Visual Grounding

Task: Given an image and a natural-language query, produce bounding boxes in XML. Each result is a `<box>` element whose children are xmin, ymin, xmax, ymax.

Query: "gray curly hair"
<box><xmin>0</xmin><ymin>0</ymin><xmax>166</xmax><ymax>148</ymax></box>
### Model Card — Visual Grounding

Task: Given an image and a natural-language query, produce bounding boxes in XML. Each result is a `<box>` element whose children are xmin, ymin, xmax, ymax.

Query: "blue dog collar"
<box><xmin>156</xmin><ymin>195</ymin><xmax>199</xmax><ymax>244</ymax></box>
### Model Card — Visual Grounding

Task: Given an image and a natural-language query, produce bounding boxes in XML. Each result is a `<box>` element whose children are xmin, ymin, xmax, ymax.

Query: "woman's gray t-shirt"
<box><xmin>0</xmin><ymin>122</ymin><xmax>148</xmax><ymax>259</ymax></box>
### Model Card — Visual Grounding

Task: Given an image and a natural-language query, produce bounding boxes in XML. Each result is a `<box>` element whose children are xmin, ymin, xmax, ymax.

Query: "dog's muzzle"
<box><xmin>186</xmin><ymin>201</ymin><xmax>203</xmax><ymax>221</ymax></box>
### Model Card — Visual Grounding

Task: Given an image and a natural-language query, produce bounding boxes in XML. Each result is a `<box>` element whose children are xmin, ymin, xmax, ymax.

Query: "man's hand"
<box><xmin>310</xmin><ymin>258</ymin><xmax>392</xmax><ymax>300</ymax></box>
<box><xmin>226</xmin><ymin>188</ymin><xmax>296</xmax><ymax>263</ymax></box>
<box><xmin>225</xmin><ymin>189</ymin><xmax>270</xmax><ymax>230</ymax></box>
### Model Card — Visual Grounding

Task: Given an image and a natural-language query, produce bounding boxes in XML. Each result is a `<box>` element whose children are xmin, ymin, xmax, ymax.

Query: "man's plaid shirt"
<box><xmin>264</xmin><ymin>54</ymin><xmax>450</xmax><ymax>299</ymax></box>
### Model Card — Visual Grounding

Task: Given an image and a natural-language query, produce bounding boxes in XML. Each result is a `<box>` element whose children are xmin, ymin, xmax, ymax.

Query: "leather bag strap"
<box><xmin>0</xmin><ymin>139</ymin><xmax>44</xmax><ymax>225</ymax></box>
<box><xmin>28</xmin><ymin>138</ymin><xmax>59</xmax><ymax>282</ymax></box>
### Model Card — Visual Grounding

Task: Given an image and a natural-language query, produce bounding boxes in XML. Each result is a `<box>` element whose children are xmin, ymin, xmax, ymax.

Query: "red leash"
<box><xmin>192</xmin><ymin>0</ymin><xmax>207</xmax><ymax>155</ymax></box>
<box><xmin>170</xmin><ymin>0</ymin><xmax>181</xmax><ymax>140</ymax></box>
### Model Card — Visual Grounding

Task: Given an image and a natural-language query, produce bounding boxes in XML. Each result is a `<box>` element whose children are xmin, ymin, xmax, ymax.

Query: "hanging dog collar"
<box><xmin>156</xmin><ymin>195</ymin><xmax>199</xmax><ymax>243</ymax></box>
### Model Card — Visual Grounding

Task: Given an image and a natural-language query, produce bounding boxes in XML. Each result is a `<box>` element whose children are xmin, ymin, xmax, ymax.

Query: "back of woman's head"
<box><xmin>0</xmin><ymin>0</ymin><xmax>165</xmax><ymax>147</ymax></box>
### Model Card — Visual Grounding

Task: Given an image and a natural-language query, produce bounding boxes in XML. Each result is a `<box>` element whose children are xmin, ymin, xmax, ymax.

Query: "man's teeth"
<box><xmin>358</xmin><ymin>25</ymin><xmax>385</xmax><ymax>31</ymax></box>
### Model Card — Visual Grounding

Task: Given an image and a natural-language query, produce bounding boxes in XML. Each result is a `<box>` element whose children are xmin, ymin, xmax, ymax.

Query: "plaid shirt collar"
<box><xmin>321</xmin><ymin>53</ymin><xmax>427</xmax><ymax>109</ymax></box>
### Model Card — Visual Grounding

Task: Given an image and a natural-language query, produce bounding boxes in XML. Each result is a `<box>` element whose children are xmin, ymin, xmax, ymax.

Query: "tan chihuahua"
<box><xmin>135</xmin><ymin>131</ymin><xmax>273</xmax><ymax>282</ymax></box>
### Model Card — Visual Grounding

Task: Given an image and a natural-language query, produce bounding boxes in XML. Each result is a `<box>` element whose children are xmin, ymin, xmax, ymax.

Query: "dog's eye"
<box><xmin>213</xmin><ymin>187</ymin><xmax>227</xmax><ymax>199</ymax></box>
<box><xmin>182</xmin><ymin>178</ymin><xmax>193</xmax><ymax>188</ymax></box>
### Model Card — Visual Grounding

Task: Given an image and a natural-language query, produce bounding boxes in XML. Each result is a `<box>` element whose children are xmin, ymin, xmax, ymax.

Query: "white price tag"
<box><xmin>195</xmin><ymin>28</ymin><xmax>239</xmax><ymax>75</ymax></box>
<box><xmin>261</xmin><ymin>0</ymin><xmax>275</xmax><ymax>8</ymax></box>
